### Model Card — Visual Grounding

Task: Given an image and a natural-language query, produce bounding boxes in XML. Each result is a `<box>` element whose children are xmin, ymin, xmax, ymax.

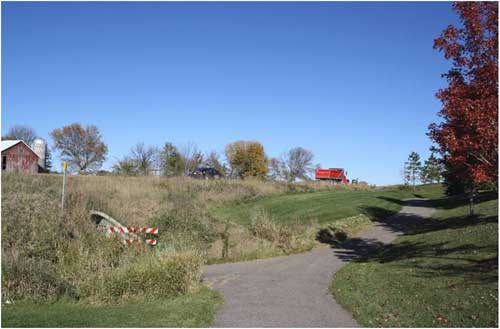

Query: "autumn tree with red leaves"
<box><xmin>428</xmin><ymin>2</ymin><xmax>498</xmax><ymax>215</ymax></box>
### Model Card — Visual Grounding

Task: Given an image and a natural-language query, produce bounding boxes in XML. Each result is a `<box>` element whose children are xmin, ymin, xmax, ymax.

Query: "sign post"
<box><xmin>61</xmin><ymin>161</ymin><xmax>67</xmax><ymax>211</ymax></box>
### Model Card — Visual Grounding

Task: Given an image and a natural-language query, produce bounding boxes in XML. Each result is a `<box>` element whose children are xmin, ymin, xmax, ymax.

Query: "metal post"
<box><xmin>61</xmin><ymin>162</ymin><xmax>67</xmax><ymax>211</ymax></box>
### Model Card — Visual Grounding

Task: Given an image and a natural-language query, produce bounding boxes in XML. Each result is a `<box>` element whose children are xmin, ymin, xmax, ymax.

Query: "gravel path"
<box><xmin>203</xmin><ymin>199</ymin><xmax>434</xmax><ymax>327</ymax></box>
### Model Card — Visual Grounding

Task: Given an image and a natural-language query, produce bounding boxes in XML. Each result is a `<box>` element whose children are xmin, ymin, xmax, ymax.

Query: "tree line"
<box><xmin>403</xmin><ymin>151</ymin><xmax>444</xmax><ymax>189</ymax></box>
<box><xmin>2</xmin><ymin>123</ymin><xmax>320</xmax><ymax>182</ymax></box>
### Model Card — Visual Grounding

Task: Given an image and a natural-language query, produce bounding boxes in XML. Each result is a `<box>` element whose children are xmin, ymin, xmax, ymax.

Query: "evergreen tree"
<box><xmin>44</xmin><ymin>147</ymin><xmax>53</xmax><ymax>172</ymax></box>
<box><xmin>162</xmin><ymin>142</ymin><xmax>184</xmax><ymax>176</ymax></box>
<box><xmin>404</xmin><ymin>151</ymin><xmax>421</xmax><ymax>189</ymax></box>
<box><xmin>420</xmin><ymin>153</ymin><xmax>443</xmax><ymax>184</ymax></box>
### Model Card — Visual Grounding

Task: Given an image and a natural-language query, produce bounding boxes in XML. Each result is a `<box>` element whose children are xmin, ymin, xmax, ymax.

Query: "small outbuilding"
<box><xmin>1</xmin><ymin>140</ymin><xmax>41</xmax><ymax>174</ymax></box>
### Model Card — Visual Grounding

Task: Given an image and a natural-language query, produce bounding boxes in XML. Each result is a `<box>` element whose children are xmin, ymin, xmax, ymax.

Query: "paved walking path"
<box><xmin>203</xmin><ymin>199</ymin><xmax>434</xmax><ymax>327</ymax></box>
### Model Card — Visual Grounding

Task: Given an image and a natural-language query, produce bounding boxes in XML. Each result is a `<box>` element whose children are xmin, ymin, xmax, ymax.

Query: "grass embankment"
<box><xmin>1</xmin><ymin>172</ymin><xmax>444</xmax><ymax>326</ymax></box>
<box><xmin>2</xmin><ymin>287</ymin><xmax>222</xmax><ymax>328</ymax></box>
<box><xmin>331</xmin><ymin>190</ymin><xmax>498</xmax><ymax>327</ymax></box>
<box><xmin>213</xmin><ymin>184</ymin><xmax>444</xmax><ymax>226</ymax></box>
<box><xmin>1</xmin><ymin>174</ymin><xmax>232</xmax><ymax>327</ymax></box>
<box><xmin>209</xmin><ymin>183</ymin><xmax>443</xmax><ymax>263</ymax></box>
<box><xmin>0</xmin><ymin>173</ymin><xmax>339</xmax><ymax>326</ymax></box>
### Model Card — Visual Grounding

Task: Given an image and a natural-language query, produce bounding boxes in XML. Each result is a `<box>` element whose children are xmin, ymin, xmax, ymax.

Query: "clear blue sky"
<box><xmin>2</xmin><ymin>2</ymin><xmax>459</xmax><ymax>185</ymax></box>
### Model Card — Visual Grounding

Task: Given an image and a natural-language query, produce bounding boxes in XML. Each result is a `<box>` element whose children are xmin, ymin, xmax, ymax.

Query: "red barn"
<box><xmin>315</xmin><ymin>168</ymin><xmax>349</xmax><ymax>184</ymax></box>
<box><xmin>1</xmin><ymin>140</ymin><xmax>40</xmax><ymax>174</ymax></box>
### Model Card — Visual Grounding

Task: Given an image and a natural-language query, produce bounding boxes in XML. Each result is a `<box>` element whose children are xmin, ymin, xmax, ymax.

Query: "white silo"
<box><xmin>32</xmin><ymin>138</ymin><xmax>47</xmax><ymax>170</ymax></box>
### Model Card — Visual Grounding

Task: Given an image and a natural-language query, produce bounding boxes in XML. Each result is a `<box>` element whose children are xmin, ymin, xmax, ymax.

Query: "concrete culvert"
<box><xmin>90</xmin><ymin>210</ymin><xmax>138</xmax><ymax>239</ymax></box>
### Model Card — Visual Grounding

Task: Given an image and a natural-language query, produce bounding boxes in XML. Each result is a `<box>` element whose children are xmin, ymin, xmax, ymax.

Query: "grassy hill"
<box><xmin>213</xmin><ymin>184</ymin><xmax>444</xmax><ymax>226</ymax></box>
<box><xmin>207</xmin><ymin>183</ymin><xmax>444</xmax><ymax>263</ymax></box>
<box><xmin>331</xmin><ymin>191</ymin><xmax>498</xmax><ymax>327</ymax></box>
<box><xmin>0</xmin><ymin>172</ymin><xmax>450</xmax><ymax>327</ymax></box>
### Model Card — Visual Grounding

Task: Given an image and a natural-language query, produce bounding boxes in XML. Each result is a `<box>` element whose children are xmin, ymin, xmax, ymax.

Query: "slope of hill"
<box><xmin>331</xmin><ymin>192</ymin><xmax>498</xmax><ymax>327</ymax></box>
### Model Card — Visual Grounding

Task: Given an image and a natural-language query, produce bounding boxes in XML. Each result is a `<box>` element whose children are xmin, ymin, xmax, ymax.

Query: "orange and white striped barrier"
<box><xmin>108</xmin><ymin>227</ymin><xmax>159</xmax><ymax>235</ymax></box>
<box><xmin>107</xmin><ymin>226</ymin><xmax>159</xmax><ymax>246</ymax></box>
<box><xmin>124</xmin><ymin>238</ymin><xmax>157</xmax><ymax>246</ymax></box>
<box><xmin>141</xmin><ymin>227</ymin><xmax>158</xmax><ymax>234</ymax></box>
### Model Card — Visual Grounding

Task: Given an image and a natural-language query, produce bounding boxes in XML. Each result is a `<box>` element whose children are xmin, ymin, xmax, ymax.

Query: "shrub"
<box><xmin>316</xmin><ymin>228</ymin><xmax>335</xmax><ymax>244</ymax></box>
<box><xmin>315</xmin><ymin>214</ymin><xmax>370</xmax><ymax>244</ymax></box>
<box><xmin>148</xmin><ymin>200</ymin><xmax>218</xmax><ymax>251</ymax></box>
<box><xmin>315</xmin><ymin>227</ymin><xmax>347</xmax><ymax>244</ymax></box>
<box><xmin>397</xmin><ymin>184</ymin><xmax>413</xmax><ymax>191</ymax></box>
<box><xmin>2</xmin><ymin>257</ymin><xmax>78</xmax><ymax>303</ymax></box>
<box><xmin>249</xmin><ymin>209</ymin><xmax>310</xmax><ymax>254</ymax></box>
<box><xmin>79</xmin><ymin>251</ymin><xmax>202</xmax><ymax>303</ymax></box>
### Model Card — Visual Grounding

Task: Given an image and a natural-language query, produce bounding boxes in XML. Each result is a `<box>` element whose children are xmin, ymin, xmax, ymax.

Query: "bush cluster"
<box><xmin>249</xmin><ymin>209</ymin><xmax>312</xmax><ymax>254</ymax></box>
<box><xmin>79</xmin><ymin>251</ymin><xmax>202</xmax><ymax>303</ymax></box>
<box><xmin>148</xmin><ymin>201</ymin><xmax>218</xmax><ymax>251</ymax></box>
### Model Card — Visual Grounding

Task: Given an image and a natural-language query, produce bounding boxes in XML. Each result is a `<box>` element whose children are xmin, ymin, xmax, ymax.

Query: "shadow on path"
<box><xmin>326</xmin><ymin>199</ymin><xmax>429</xmax><ymax>262</ymax></box>
<box><xmin>330</xmin><ymin>237</ymin><xmax>384</xmax><ymax>262</ymax></box>
<box><xmin>325</xmin><ymin>198</ymin><xmax>498</xmax><ymax>285</ymax></box>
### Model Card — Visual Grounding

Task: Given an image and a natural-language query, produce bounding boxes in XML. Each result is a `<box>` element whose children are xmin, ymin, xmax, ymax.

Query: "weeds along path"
<box><xmin>202</xmin><ymin>199</ymin><xmax>434</xmax><ymax>327</ymax></box>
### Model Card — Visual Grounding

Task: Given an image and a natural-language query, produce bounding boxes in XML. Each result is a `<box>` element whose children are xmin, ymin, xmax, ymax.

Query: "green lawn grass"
<box><xmin>331</xmin><ymin>191</ymin><xmax>498</xmax><ymax>327</ymax></box>
<box><xmin>213</xmin><ymin>184</ymin><xmax>444</xmax><ymax>226</ymax></box>
<box><xmin>1</xmin><ymin>287</ymin><xmax>222</xmax><ymax>328</ymax></box>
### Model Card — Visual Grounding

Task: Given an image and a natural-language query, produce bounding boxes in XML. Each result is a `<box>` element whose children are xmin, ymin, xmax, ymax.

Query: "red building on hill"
<box><xmin>315</xmin><ymin>168</ymin><xmax>349</xmax><ymax>184</ymax></box>
<box><xmin>1</xmin><ymin>140</ymin><xmax>40</xmax><ymax>174</ymax></box>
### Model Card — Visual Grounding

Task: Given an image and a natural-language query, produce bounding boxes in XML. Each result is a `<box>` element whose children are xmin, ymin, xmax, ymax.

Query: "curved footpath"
<box><xmin>203</xmin><ymin>199</ymin><xmax>434</xmax><ymax>327</ymax></box>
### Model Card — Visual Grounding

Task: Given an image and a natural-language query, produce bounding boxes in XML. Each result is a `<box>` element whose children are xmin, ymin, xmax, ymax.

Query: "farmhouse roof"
<box><xmin>1</xmin><ymin>140</ymin><xmax>39</xmax><ymax>158</ymax></box>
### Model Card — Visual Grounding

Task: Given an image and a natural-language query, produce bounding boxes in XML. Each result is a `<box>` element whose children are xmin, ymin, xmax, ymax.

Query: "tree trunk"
<box><xmin>469</xmin><ymin>186</ymin><xmax>476</xmax><ymax>217</ymax></box>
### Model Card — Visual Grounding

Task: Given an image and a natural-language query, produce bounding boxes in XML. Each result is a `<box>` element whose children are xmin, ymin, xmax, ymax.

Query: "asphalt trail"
<box><xmin>203</xmin><ymin>199</ymin><xmax>434</xmax><ymax>327</ymax></box>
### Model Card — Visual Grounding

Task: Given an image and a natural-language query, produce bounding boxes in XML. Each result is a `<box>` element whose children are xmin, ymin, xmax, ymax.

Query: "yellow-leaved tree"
<box><xmin>225</xmin><ymin>141</ymin><xmax>268</xmax><ymax>178</ymax></box>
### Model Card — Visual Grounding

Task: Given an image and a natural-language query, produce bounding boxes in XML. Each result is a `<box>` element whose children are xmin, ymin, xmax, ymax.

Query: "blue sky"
<box><xmin>2</xmin><ymin>2</ymin><xmax>459</xmax><ymax>185</ymax></box>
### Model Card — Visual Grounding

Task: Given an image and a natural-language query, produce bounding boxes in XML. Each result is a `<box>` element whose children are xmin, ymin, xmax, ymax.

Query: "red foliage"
<box><xmin>428</xmin><ymin>2</ymin><xmax>498</xmax><ymax>187</ymax></box>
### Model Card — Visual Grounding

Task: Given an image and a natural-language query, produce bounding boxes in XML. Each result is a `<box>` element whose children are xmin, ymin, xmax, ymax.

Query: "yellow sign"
<box><xmin>63</xmin><ymin>162</ymin><xmax>67</xmax><ymax>171</ymax></box>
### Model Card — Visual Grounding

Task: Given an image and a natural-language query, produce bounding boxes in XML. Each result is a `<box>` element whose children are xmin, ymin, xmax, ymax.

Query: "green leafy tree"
<box><xmin>161</xmin><ymin>142</ymin><xmax>184</xmax><ymax>176</ymax></box>
<box><xmin>225</xmin><ymin>141</ymin><xmax>268</xmax><ymax>178</ymax></box>
<box><xmin>404</xmin><ymin>151</ymin><xmax>421</xmax><ymax>189</ymax></box>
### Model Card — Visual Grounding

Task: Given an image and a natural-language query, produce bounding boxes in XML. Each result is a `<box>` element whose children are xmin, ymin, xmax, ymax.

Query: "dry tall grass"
<box><xmin>1</xmin><ymin>172</ymin><xmax>370</xmax><ymax>303</ymax></box>
<box><xmin>68</xmin><ymin>175</ymin><xmax>341</xmax><ymax>226</ymax></box>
